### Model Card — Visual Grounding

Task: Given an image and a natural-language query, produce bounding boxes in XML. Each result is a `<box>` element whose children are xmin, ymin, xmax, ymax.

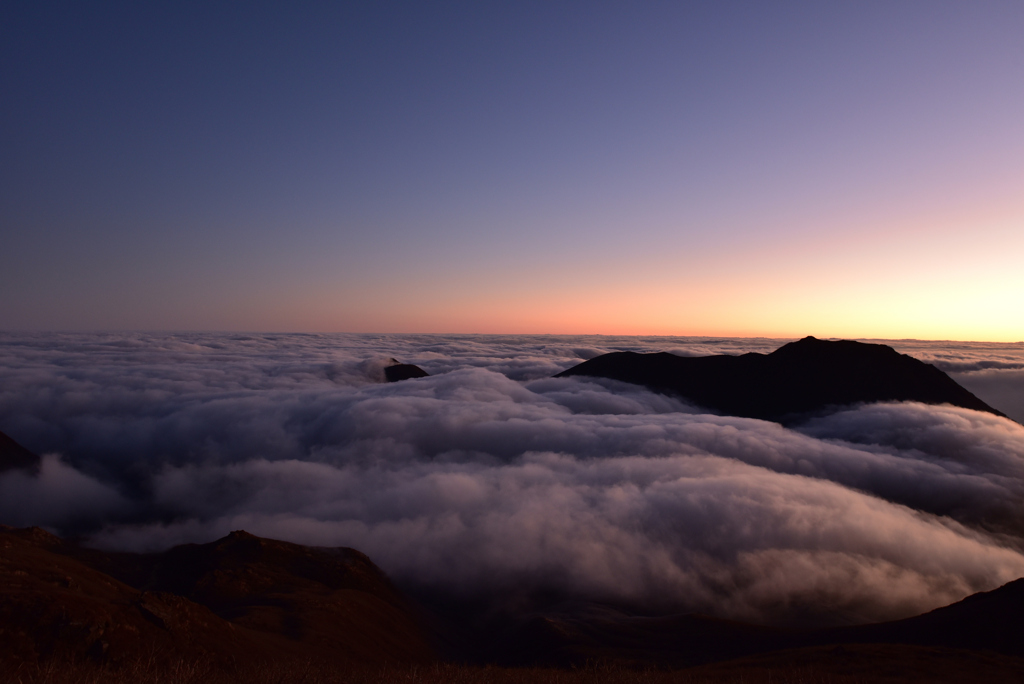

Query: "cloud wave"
<box><xmin>1</xmin><ymin>332</ymin><xmax>1023</xmax><ymax>626</ymax></box>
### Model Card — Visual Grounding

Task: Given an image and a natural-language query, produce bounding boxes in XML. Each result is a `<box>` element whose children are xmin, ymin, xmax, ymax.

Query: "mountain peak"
<box><xmin>226</xmin><ymin>529</ymin><xmax>257</xmax><ymax>539</ymax></box>
<box><xmin>556</xmin><ymin>338</ymin><xmax>1004</xmax><ymax>423</ymax></box>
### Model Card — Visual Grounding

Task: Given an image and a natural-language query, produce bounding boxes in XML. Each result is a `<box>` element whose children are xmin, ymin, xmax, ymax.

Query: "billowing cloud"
<box><xmin>1</xmin><ymin>332</ymin><xmax>1023</xmax><ymax>627</ymax></box>
<box><xmin>950</xmin><ymin>369</ymin><xmax>1024</xmax><ymax>425</ymax></box>
<box><xmin>882</xmin><ymin>338</ymin><xmax>1024</xmax><ymax>424</ymax></box>
<box><xmin>0</xmin><ymin>454</ymin><xmax>127</xmax><ymax>530</ymax></box>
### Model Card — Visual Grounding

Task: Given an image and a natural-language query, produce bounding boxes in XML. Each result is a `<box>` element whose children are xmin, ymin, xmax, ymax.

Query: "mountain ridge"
<box><xmin>556</xmin><ymin>336</ymin><xmax>1004</xmax><ymax>423</ymax></box>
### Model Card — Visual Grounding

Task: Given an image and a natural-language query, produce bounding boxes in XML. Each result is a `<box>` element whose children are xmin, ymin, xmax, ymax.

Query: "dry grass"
<box><xmin>12</xmin><ymin>644</ymin><xmax>1024</xmax><ymax>684</ymax></box>
<box><xmin>3</xmin><ymin>658</ymin><xmax>870</xmax><ymax>684</ymax></box>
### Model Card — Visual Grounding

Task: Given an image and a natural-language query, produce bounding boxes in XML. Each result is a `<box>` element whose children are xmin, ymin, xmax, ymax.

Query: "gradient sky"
<box><xmin>3</xmin><ymin>1</ymin><xmax>1023</xmax><ymax>340</ymax></box>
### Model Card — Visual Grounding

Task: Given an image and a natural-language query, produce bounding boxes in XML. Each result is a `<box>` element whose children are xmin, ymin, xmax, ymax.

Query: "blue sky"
<box><xmin>3</xmin><ymin>1</ymin><xmax>1023</xmax><ymax>338</ymax></box>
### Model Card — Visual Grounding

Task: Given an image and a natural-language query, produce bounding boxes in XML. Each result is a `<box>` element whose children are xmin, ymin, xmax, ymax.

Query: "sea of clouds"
<box><xmin>1</xmin><ymin>332</ymin><xmax>1023</xmax><ymax>627</ymax></box>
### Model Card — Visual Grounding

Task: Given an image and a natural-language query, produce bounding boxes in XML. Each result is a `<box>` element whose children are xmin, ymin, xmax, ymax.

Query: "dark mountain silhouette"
<box><xmin>384</xmin><ymin>358</ymin><xmax>429</xmax><ymax>382</ymax></box>
<box><xmin>0</xmin><ymin>430</ymin><xmax>40</xmax><ymax>473</ymax></box>
<box><xmin>556</xmin><ymin>336</ymin><xmax>1004</xmax><ymax>423</ymax></box>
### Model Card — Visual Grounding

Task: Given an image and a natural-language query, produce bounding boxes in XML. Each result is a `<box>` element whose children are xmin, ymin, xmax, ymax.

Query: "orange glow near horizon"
<box><xmin>239</xmin><ymin>209</ymin><xmax>1023</xmax><ymax>344</ymax></box>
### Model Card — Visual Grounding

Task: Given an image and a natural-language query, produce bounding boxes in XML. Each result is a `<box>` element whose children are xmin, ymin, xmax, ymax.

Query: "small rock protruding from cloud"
<box><xmin>384</xmin><ymin>359</ymin><xmax>429</xmax><ymax>382</ymax></box>
<box><xmin>356</xmin><ymin>357</ymin><xmax>429</xmax><ymax>383</ymax></box>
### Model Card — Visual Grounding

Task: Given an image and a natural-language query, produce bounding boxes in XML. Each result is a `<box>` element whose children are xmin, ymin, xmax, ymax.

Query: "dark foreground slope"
<box><xmin>491</xmin><ymin>578</ymin><xmax>1024</xmax><ymax>669</ymax></box>
<box><xmin>0</xmin><ymin>526</ymin><xmax>437</xmax><ymax>669</ymax></box>
<box><xmin>557</xmin><ymin>336</ymin><xmax>1003</xmax><ymax>423</ymax></box>
<box><xmin>4</xmin><ymin>526</ymin><xmax>1024</xmax><ymax>682</ymax></box>
<box><xmin>828</xmin><ymin>576</ymin><xmax>1024</xmax><ymax>656</ymax></box>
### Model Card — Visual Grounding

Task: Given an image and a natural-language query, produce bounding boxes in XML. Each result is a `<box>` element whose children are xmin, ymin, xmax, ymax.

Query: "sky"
<box><xmin>2</xmin><ymin>1</ymin><xmax>1023</xmax><ymax>339</ymax></box>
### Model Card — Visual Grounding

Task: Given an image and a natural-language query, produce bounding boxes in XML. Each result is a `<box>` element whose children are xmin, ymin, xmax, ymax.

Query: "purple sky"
<box><xmin>3</xmin><ymin>2</ymin><xmax>1022</xmax><ymax>339</ymax></box>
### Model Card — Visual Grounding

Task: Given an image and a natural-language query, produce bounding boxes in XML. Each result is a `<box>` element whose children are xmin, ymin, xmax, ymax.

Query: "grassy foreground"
<box><xmin>4</xmin><ymin>661</ymin><xmax>859</xmax><ymax>684</ymax></box>
<box><xmin>10</xmin><ymin>651</ymin><xmax>1023</xmax><ymax>684</ymax></box>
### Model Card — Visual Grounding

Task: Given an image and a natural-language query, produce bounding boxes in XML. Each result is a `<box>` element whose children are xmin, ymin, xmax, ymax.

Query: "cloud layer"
<box><xmin>1</xmin><ymin>332</ymin><xmax>1023</xmax><ymax>626</ymax></box>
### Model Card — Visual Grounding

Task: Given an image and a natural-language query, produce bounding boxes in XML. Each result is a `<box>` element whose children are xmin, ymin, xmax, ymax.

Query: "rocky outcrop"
<box><xmin>384</xmin><ymin>359</ymin><xmax>429</xmax><ymax>382</ymax></box>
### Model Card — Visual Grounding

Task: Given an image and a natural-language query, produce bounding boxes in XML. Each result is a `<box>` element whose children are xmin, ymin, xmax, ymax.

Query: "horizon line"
<box><xmin>1</xmin><ymin>329</ymin><xmax>1021</xmax><ymax>345</ymax></box>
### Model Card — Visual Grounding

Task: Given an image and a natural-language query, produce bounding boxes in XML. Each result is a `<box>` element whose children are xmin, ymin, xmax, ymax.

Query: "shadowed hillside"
<box><xmin>485</xmin><ymin>578</ymin><xmax>1024</xmax><ymax>669</ymax></box>
<box><xmin>0</xmin><ymin>526</ymin><xmax>437</xmax><ymax>670</ymax></box>
<box><xmin>4</xmin><ymin>525</ymin><xmax>1024</xmax><ymax>682</ymax></box>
